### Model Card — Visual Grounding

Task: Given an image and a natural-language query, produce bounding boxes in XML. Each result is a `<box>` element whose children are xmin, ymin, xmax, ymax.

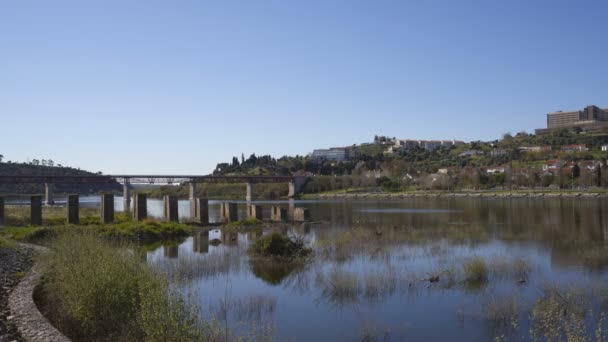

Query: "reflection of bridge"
<box><xmin>0</xmin><ymin>175</ymin><xmax>309</xmax><ymax>207</ymax></box>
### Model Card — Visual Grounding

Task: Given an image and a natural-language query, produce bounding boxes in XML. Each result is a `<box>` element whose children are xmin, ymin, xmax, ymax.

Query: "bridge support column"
<box><xmin>0</xmin><ymin>197</ymin><xmax>4</xmax><ymax>222</ymax></box>
<box><xmin>188</xmin><ymin>182</ymin><xmax>197</xmax><ymax>221</ymax></box>
<box><xmin>247</xmin><ymin>204</ymin><xmax>263</xmax><ymax>220</ymax></box>
<box><xmin>220</xmin><ymin>202</ymin><xmax>238</xmax><ymax>223</ymax></box>
<box><xmin>123</xmin><ymin>180</ymin><xmax>131</xmax><ymax>212</ymax></box>
<box><xmin>288</xmin><ymin>181</ymin><xmax>295</xmax><ymax>198</ymax></box>
<box><xmin>246</xmin><ymin>182</ymin><xmax>254</xmax><ymax>202</ymax></box>
<box><xmin>288</xmin><ymin>177</ymin><xmax>307</xmax><ymax>198</ymax></box>
<box><xmin>133</xmin><ymin>193</ymin><xmax>147</xmax><ymax>221</ymax></box>
<box><xmin>193</xmin><ymin>231</ymin><xmax>209</xmax><ymax>253</ymax></box>
<box><xmin>67</xmin><ymin>194</ymin><xmax>79</xmax><ymax>224</ymax></box>
<box><xmin>44</xmin><ymin>183</ymin><xmax>55</xmax><ymax>205</ymax></box>
<box><xmin>293</xmin><ymin>208</ymin><xmax>310</xmax><ymax>222</ymax></box>
<box><xmin>271</xmin><ymin>206</ymin><xmax>287</xmax><ymax>221</ymax></box>
<box><xmin>100</xmin><ymin>193</ymin><xmax>114</xmax><ymax>224</ymax></box>
<box><xmin>31</xmin><ymin>195</ymin><xmax>42</xmax><ymax>225</ymax></box>
<box><xmin>192</xmin><ymin>198</ymin><xmax>209</xmax><ymax>224</ymax></box>
<box><xmin>163</xmin><ymin>195</ymin><xmax>179</xmax><ymax>222</ymax></box>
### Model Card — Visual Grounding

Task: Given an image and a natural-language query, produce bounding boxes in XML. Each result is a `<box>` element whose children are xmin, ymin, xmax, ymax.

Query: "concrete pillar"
<box><xmin>193</xmin><ymin>231</ymin><xmax>209</xmax><ymax>253</ymax></box>
<box><xmin>271</xmin><ymin>206</ymin><xmax>287</xmax><ymax>221</ymax></box>
<box><xmin>289</xmin><ymin>199</ymin><xmax>295</xmax><ymax>220</ymax></box>
<box><xmin>44</xmin><ymin>183</ymin><xmax>55</xmax><ymax>205</ymax></box>
<box><xmin>163</xmin><ymin>195</ymin><xmax>179</xmax><ymax>222</ymax></box>
<box><xmin>163</xmin><ymin>245</ymin><xmax>178</xmax><ymax>258</ymax></box>
<box><xmin>220</xmin><ymin>202</ymin><xmax>238</xmax><ymax>223</ymax></box>
<box><xmin>288</xmin><ymin>181</ymin><xmax>295</xmax><ymax>198</ymax></box>
<box><xmin>31</xmin><ymin>195</ymin><xmax>42</xmax><ymax>225</ymax></box>
<box><xmin>247</xmin><ymin>204</ymin><xmax>263</xmax><ymax>220</ymax></box>
<box><xmin>67</xmin><ymin>194</ymin><xmax>79</xmax><ymax>224</ymax></box>
<box><xmin>133</xmin><ymin>193</ymin><xmax>147</xmax><ymax>221</ymax></box>
<box><xmin>246</xmin><ymin>182</ymin><xmax>254</xmax><ymax>202</ymax></box>
<box><xmin>100</xmin><ymin>193</ymin><xmax>114</xmax><ymax>224</ymax></box>
<box><xmin>189</xmin><ymin>182</ymin><xmax>197</xmax><ymax>200</ymax></box>
<box><xmin>123</xmin><ymin>180</ymin><xmax>131</xmax><ymax>212</ymax></box>
<box><xmin>0</xmin><ymin>197</ymin><xmax>4</xmax><ymax>222</ymax></box>
<box><xmin>293</xmin><ymin>208</ymin><xmax>311</xmax><ymax>222</ymax></box>
<box><xmin>192</xmin><ymin>198</ymin><xmax>209</xmax><ymax>224</ymax></box>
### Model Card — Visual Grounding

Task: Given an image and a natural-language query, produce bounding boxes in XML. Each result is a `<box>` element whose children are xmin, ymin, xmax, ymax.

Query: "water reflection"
<box><xmin>144</xmin><ymin>198</ymin><xmax>608</xmax><ymax>341</ymax></box>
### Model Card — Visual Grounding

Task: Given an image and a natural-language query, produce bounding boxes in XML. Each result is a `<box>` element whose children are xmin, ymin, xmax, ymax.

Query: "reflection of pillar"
<box><xmin>294</xmin><ymin>208</ymin><xmax>310</xmax><ymax>221</ymax></box>
<box><xmin>163</xmin><ymin>195</ymin><xmax>179</xmax><ymax>222</ymax></box>
<box><xmin>163</xmin><ymin>245</ymin><xmax>179</xmax><ymax>258</ymax></box>
<box><xmin>247</xmin><ymin>204</ymin><xmax>263</xmax><ymax>220</ymax></box>
<box><xmin>246</xmin><ymin>182</ymin><xmax>254</xmax><ymax>202</ymax></box>
<box><xmin>44</xmin><ymin>183</ymin><xmax>55</xmax><ymax>205</ymax></box>
<box><xmin>100</xmin><ymin>193</ymin><xmax>114</xmax><ymax>224</ymax></box>
<box><xmin>31</xmin><ymin>195</ymin><xmax>42</xmax><ymax>225</ymax></box>
<box><xmin>193</xmin><ymin>231</ymin><xmax>209</xmax><ymax>253</ymax></box>
<box><xmin>271</xmin><ymin>206</ymin><xmax>287</xmax><ymax>221</ymax></box>
<box><xmin>0</xmin><ymin>197</ymin><xmax>4</xmax><ymax>222</ymax></box>
<box><xmin>123</xmin><ymin>180</ymin><xmax>131</xmax><ymax>212</ymax></box>
<box><xmin>289</xmin><ymin>199</ymin><xmax>295</xmax><ymax>220</ymax></box>
<box><xmin>134</xmin><ymin>193</ymin><xmax>147</xmax><ymax>221</ymax></box>
<box><xmin>67</xmin><ymin>194</ymin><xmax>79</xmax><ymax>224</ymax></box>
<box><xmin>222</xmin><ymin>231</ymin><xmax>238</xmax><ymax>245</ymax></box>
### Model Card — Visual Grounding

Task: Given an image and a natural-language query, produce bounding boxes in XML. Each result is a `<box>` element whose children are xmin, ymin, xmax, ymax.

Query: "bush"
<box><xmin>249</xmin><ymin>232</ymin><xmax>311</xmax><ymax>259</ymax></box>
<box><xmin>463</xmin><ymin>256</ymin><xmax>488</xmax><ymax>283</ymax></box>
<box><xmin>41</xmin><ymin>232</ymin><xmax>214</xmax><ymax>341</ymax></box>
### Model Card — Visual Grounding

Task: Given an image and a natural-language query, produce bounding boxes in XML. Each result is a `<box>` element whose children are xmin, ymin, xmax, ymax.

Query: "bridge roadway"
<box><xmin>0</xmin><ymin>175</ymin><xmax>308</xmax><ymax>205</ymax></box>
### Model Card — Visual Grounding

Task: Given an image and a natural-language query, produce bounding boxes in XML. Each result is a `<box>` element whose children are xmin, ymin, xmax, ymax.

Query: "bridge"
<box><xmin>0</xmin><ymin>174</ymin><xmax>309</xmax><ymax>207</ymax></box>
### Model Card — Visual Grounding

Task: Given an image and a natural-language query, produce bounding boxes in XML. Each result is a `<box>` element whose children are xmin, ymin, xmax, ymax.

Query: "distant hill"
<box><xmin>0</xmin><ymin>163</ymin><xmax>121</xmax><ymax>195</ymax></box>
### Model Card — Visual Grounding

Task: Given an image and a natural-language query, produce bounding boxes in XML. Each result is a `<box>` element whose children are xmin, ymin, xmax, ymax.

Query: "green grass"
<box><xmin>38</xmin><ymin>232</ymin><xmax>218</xmax><ymax>341</ymax></box>
<box><xmin>463</xmin><ymin>256</ymin><xmax>488</xmax><ymax>283</ymax></box>
<box><xmin>225</xmin><ymin>218</ymin><xmax>263</xmax><ymax>227</ymax></box>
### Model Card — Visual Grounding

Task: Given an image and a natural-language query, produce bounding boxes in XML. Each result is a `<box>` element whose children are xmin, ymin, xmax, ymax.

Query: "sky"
<box><xmin>1</xmin><ymin>0</ymin><xmax>607</xmax><ymax>174</ymax></box>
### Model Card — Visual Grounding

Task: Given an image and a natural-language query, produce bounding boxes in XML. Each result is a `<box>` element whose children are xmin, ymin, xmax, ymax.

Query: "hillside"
<box><xmin>0</xmin><ymin>163</ymin><xmax>121</xmax><ymax>195</ymax></box>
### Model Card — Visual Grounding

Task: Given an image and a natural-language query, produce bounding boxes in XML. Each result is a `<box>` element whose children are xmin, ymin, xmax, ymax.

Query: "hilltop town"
<box><xmin>213</xmin><ymin>105</ymin><xmax>608</xmax><ymax>193</ymax></box>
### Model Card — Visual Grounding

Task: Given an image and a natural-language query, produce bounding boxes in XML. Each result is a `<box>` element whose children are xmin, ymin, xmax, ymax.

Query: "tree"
<box><xmin>0</xmin><ymin>154</ymin><xmax>3</xmax><ymax>162</ymax></box>
<box><xmin>47</xmin><ymin>159</ymin><xmax>54</xmax><ymax>167</ymax></box>
<box><xmin>32</xmin><ymin>159</ymin><xmax>40</xmax><ymax>166</ymax></box>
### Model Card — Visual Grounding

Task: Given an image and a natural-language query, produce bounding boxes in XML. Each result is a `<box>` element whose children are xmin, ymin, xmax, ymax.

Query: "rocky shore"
<box><xmin>0</xmin><ymin>245</ymin><xmax>33</xmax><ymax>342</ymax></box>
<box><xmin>309</xmin><ymin>191</ymin><xmax>608</xmax><ymax>199</ymax></box>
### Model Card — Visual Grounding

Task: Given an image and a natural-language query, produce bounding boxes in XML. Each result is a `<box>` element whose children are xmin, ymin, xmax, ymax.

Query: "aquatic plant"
<box><xmin>463</xmin><ymin>256</ymin><xmax>488</xmax><ymax>283</ymax></box>
<box><xmin>249</xmin><ymin>232</ymin><xmax>311</xmax><ymax>259</ymax></box>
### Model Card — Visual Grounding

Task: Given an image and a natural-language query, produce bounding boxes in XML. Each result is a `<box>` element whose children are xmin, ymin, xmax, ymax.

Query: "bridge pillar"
<box><xmin>100</xmin><ymin>193</ymin><xmax>114</xmax><ymax>224</ymax></box>
<box><xmin>0</xmin><ymin>197</ymin><xmax>4</xmax><ymax>222</ymax></box>
<box><xmin>163</xmin><ymin>195</ymin><xmax>179</xmax><ymax>222</ymax></box>
<box><xmin>220</xmin><ymin>202</ymin><xmax>238</xmax><ymax>223</ymax></box>
<box><xmin>193</xmin><ymin>231</ymin><xmax>209</xmax><ymax>253</ymax></box>
<box><xmin>247</xmin><ymin>204</ymin><xmax>263</xmax><ymax>220</ymax></box>
<box><xmin>288</xmin><ymin>199</ymin><xmax>295</xmax><ymax>220</ymax></box>
<box><xmin>288</xmin><ymin>177</ymin><xmax>308</xmax><ymax>198</ymax></box>
<box><xmin>271</xmin><ymin>206</ymin><xmax>287</xmax><ymax>222</ymax></box>
<box><xmin>44</xmin><ymin>183</ymin><xmax>55</xmax><ymax>205</ymax></box>
<box><xmin>293</xmin><ymin>208</ymin><xmax>310</xmax><ymax>222</ymax></box>
<box><xmin>67</xmin><ymin>194</ymin><xmax>79</xmax><ymax>224</ymax></box>
<box><xmin>31</xmin><ymin>195</ymin><xmax>42</xmax><ymax>225</ymax></box>
<box><xmin>246</xmin><ymin>182</ymin><xmax>254</xmax><ymax>202</ymax></box>
<box><xmin>191</xmin><ymin>198</ymin><xmax>209</xmax><ymax>224</ymax></box>
<box><xmin>133</xmin><ymin>192</ymin><xmax>147</xmax><ymax>221</ymax></box>
<box><xmin>123</xmin><ymin>180</ymin><xmax>131</xmax><ymax>212</ymax></box>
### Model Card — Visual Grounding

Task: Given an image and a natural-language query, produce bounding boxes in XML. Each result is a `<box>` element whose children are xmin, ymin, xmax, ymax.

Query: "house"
<box><xmin>490</xmin><ymin>149</ymin><xmax>509</xmax><ymax>157</ymax></box>
<box><xmin>578</xmin><ymin>160</ymin><xmax>599</xmax><ymax>171</ymax></box>
<box><xmin>485</xmin><ymin>166</ymin><xmax>506</xmax><ymax>174</ymax></box>
<box><xmin>520</xmin><ymin>146</ymin><xmax>551</xmax><ymax>153</ymax></box>
<box><xmin>561</xmin><ymin>144</ymin><xmax>588</xmax><ymax>152</ymax></box>
<box><xmin>459</xmin><ymin>150</ymin><xmax>483</xmax><ymax>157</ymax></box>
<box><xmin>542</xmin><ymin>160</ymin><xmax>561</xmax><ymax>172</ymax></box>
<box><xmin>602</xmin><ymin>145</ymin><xmax>608</xmax><ymax>152</ymax></box>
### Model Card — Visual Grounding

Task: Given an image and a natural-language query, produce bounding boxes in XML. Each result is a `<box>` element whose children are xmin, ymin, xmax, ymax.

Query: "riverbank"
<box><xmin>0</xmin><ymin>244</ymin><xmax>33</xmax><ymax>342</ymax></box>
<box><xmin>303</xmin><ymin>189</ymin><xmax>608</xmax><ymax>199</ymax></box>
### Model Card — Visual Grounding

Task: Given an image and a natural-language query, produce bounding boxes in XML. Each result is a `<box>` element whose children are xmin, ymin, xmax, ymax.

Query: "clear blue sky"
<box><xmin>1</xmin><ymin>0</ymin><xmax>607</xmax><ymax>174</ymax></box>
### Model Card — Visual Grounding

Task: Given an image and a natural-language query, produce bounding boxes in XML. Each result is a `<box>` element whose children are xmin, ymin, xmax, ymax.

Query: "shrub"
<box><xmin>463</xmin><ymin>256</ymin><xmax>488</xmax><ymax>283</ymax></box>
<box><xmin>41</xmin><ymin>232</ymin><xmax>214</xmax><ymax>341</ymax></box>
<box><xmin>249</xmin><ymin>232</ymin><xmax>311</xmax><ymax>259</ymax></box>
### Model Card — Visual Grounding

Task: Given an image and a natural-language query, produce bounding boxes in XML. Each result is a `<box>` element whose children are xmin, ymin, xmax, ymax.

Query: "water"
<box><xmin>143</xmin><ymin>198</ymin><xmax>608</xmax><ymax>341</ymax></box>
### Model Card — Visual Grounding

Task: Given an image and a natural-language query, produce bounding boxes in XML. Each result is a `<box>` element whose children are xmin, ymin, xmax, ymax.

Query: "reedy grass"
<box><xmin>39</xmin><ymin>232</ymin><xmax>219</xmax><ymax>341</ymax></box>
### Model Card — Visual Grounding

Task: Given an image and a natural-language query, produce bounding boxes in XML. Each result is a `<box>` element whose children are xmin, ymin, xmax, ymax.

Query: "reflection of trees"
<box><xmin>249</xmin><ymin>259</ymin><xmax>304</xmax><ymax>286</ymax></box>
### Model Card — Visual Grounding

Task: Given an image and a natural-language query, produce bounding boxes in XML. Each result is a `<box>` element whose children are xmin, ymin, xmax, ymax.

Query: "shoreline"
<box><xmin>304</xmin><ymin>190</ymin><xmax>608</xmax><ymax>199</ymax></box>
